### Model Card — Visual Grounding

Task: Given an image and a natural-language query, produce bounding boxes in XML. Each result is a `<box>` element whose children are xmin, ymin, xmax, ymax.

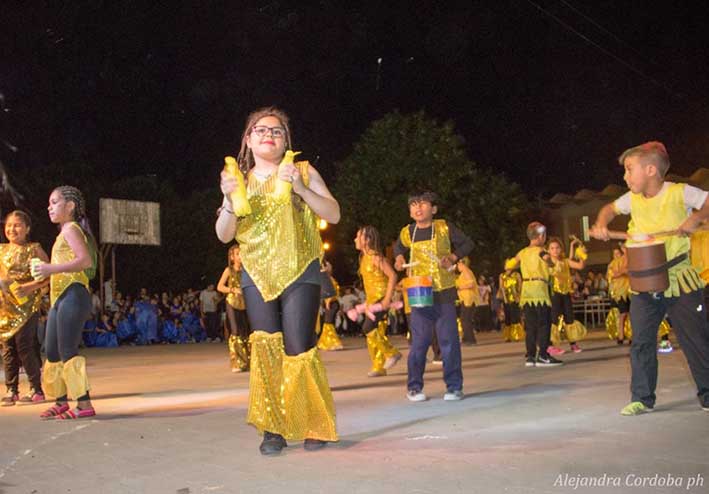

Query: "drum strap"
<box><xmin>628</xmin><ymin>253</ymin><xmax>688</xmax><ymax>278</ymax></box>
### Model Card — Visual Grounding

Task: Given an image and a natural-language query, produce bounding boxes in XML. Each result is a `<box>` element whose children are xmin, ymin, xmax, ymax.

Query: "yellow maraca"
<box><xmin>273</xmin><ymin>150</ymin><xmax>301</xmax><ymax>202</ymax></box>
<box><xmin>223</xmin><ymin>156</ymin><xmax>251</xmax><ymax>216</ymax></box>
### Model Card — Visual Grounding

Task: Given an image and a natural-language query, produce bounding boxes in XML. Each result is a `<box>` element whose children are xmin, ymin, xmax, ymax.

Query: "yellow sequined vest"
<box><xmin>359</xmin><ymin>252</ymin><xmax>389</xmax><ymax>304</ymax></box>
<box><xmin>0</xmin><ymin>242</ymin><xmax>43</xmax><ymax>341</ymax></box>
<box><xmin>236</xmin><ymin>161</ymin><xmax>322</xmax><ymax>301</ymax></box>
<box><xmin>226</xmin><ymin>266</ymin><xmax>245</xmax><ymax>310</ymax></box>
<box><xmin>501</xmin><ymin>271</ymin><xmax>522</xmax><ymax>304</ymax></box>
<box><xmin>607</xmin><ymin>257</ymin><xmax>630</xmax><ymax>301</ymax></box>
<box><xmin>628</xmin><ymin>183</ymin><xmax>705</xmax><ymax>297</ymax></box>
<box><xmin>50</xmin><ymin>222</ymin><xmax>89</xmax><ymax>306</ymax></box>
<box><xmin>551</xmin><ymin>258</ymin><xmax>573</xmax><ymax>295</ymax></box>
<box><xmin>399</xmin><ymin>220</ymin><xmax>456</xmax><ymax>291</ymax></box>
<box><xmin>518</xmin><ymin>246</ymin><xmax>551</xmax><ymax>307</ymax></box>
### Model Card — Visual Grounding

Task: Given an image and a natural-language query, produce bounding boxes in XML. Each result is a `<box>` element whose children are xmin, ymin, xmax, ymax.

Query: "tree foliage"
<box><xmin>332</xmin><ymin>111</ymin><xmax>530</xmax><ymax>278</ymax></box>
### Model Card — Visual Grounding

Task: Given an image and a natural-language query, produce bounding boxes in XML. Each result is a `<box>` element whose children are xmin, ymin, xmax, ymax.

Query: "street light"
<box><xmin>318</xmin><ymin>219</ymin><xmax>328</xmax><ymax>230</ymax></box>
<box><xmin>323</xmin><ymin>242</ymin><xmax>331</xmax><ymax>251</ymax></box>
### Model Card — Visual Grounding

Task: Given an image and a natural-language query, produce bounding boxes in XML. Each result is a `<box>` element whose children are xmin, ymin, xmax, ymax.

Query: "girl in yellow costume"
<box><xmin>498</xmin><ymin>268</ymin><xmax>524</xmax><ymax>342</ymax></box>
<box><xmin>217</xmin><ymin>244</ymin><xmax>251</xmax><ymax>372</ymax></box>
<box><xmin>216</xmin><ymin>107</ymin><xmax>339</xmax><ymax>455</ymax></box>
<box><xmin>548</xmin><ymin>237</ymin><xmax>587</xmax><ymax>354</ymax></box>
<box><xmin>317</xmin><ymin>260</ymin><xmax>344</xmax><ymax>351</ymax></box>
<box><xmin>606</xmin><ymin>245</ymin><xmax>631</xmax><ymax>344</ymax></box>
<box><xmin>1</xmin><ymin>211</ymin><xmax>50</xmax><ymax>406</ymax></box>
<box><xmin>355</xmin><ymin>225</ymin><xmax>402</xmax><ymax>377</ymax></box>
<box><xmin>34</xmin><ymin>186</ymin><xmax>98</xmax><ymax>419</ymax></box>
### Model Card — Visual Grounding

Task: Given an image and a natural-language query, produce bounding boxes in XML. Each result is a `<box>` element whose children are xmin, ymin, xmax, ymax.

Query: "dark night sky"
<box><xmin>2</xmin><ymin>0</ymin><xmax>709</xmax><ymax>199</ymax></box>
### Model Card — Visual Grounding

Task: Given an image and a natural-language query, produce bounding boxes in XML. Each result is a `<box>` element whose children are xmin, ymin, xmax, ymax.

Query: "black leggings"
<box><xmin>242</xmin><ymin>282</ymin><xmax>321</xmax><ymax>356</ymax></box>
<box><xmin>551</xmin><ymin>292</ymin><xmax>574</xmax><ymax>324</ymax></box>
<box><xmin>225</xmin><ymin>305</ymin><xmax>250</xmax><ymax>340</ymax></box>
<box><xmin>323</xmin><ymin>300</ymin><xmax>339</xmax><ymax>325</ymax></box>
<box><xmin>2</xmin><ymin>313</ymin><xmax>42</xmax><ymax>392</ymax></box>
<box><xmin>45</xmin><ymin>283</ymin><xmax>92</xmax><ymax>363</ymax></box>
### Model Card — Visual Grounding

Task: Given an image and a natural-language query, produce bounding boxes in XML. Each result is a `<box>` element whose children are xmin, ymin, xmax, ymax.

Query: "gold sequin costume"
<box><xmin>605</xmin><ymin>309</ymin><xmax>671</xmax><ymax>342</ymax></box>
<box><xmin>0</xmin><ymin>242</ymin><xmax>43</xmax><ymax>342</ymax></box>
<box><xmin>515</xmin><ymin>246</ymin><xmax>551</xmax><ymax>307</ymax></box>
<box><xmin>317</xmin><ymin>276</ymin><xmax>344</xmax><ymax>351</ymax></box>
<box><xmin>500</xmin><ymin>271</ymin><xmax>525</xmax><ymax>342</ymax></box>
<box><xmin>225</xmin><ymin>266</ymin><xmax>250</xmax><ymax>371</ymax></box>
<box><xmin>239</xmin><ymin>162</ymin><xmax>337</xmax><ymax>442</ymax></box>
<box><xmin>550</xmin><ymin>258</ymin><xmax>587</xmax><ymax>345</ymax></box>
<box><xmin>399</xmin><ymin>220</ymin><xmax>456</xmax><ymax>291</ymax></box>
<box><xmin>359</xmin><ymin>252</ymin><xmax>400</xmax><ymax>374</ymax></box>
<box><xmin>42</xmin><ymin>223</ymin><xmax>91</xmax><ymax>400</ymax></box>
<box><xmin>607</xmin><ymin>257</ymin><xmax>630</xmax><ymax>303</ymax></box>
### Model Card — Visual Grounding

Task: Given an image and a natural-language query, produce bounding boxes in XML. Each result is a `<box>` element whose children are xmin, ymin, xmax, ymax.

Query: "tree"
<box><xmin>332</xmin><ymin>111</ymin><xmax>529</xmax><ymax>277</ymax></box>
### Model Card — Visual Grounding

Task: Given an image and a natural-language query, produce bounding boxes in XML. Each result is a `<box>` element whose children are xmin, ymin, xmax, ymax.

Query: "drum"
<box><xmin>402</xmin><ymin>276</ymin><xmax>434</xmax><ymax>308</ymax></box>
<box><xmin>626</xmin><ymin>241</ymin><xmax>669</xmax><ymax>293</ymax></box>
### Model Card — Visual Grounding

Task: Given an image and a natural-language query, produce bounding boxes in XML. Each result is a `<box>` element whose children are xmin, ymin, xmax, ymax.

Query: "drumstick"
<box><xmin>401</xmin><ymin>262</ymin><xmax>420</xmax><ymax>268</ymax></box>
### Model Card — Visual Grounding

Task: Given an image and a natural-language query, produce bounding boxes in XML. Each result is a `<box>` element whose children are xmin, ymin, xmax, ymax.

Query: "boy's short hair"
<box><xmin>618</xmin><ymin>141</ymin><xmax>670</xmax><ymax>178</ymax></box>
<box><xmin>407</xmin><ymin>191</ymin><xmax>438</xmax><ymax>207</ymax></box>
<box><xmin>526</xmin><ymin>221</ymin><xmax>546</xmax><ymax>241</ymax></box>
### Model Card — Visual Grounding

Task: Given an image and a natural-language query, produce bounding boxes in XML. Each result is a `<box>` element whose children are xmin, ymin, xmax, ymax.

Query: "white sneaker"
<box><xmin>406</xmin><ymin>390</ymin><xmax>427</xmax><ymax>402</ymax></box>
<box><xmin>431</xmin><ymin>359</ymin><xmax>443</xmax><ymax>366</ymax></box>
<box><xmin>443</xmin><ymin>390</ymin><xmax>464</xmax><ymax>401</ymax></box>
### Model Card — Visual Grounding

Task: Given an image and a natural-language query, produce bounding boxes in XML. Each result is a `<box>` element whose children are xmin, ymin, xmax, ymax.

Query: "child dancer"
<box><xmin>548</xmin><ymin>236</ymin><xmax>587</xmax><ymax>354</ymax></box>
<box><xmin>606</xmin><ymin>245</ymin><xmax>631</xmax><ymax>344</ymax></box>
<box><xmin>0</xmin><ymin>211</ymin><xmax>50</xmax><ymax>406</ymax></box>
<box><xmin>216</xmin><ymin>107</ymin><xmax>339</xmax><ymax>454</ymax></box>
<box><xmin>505</xmin><ymin>222</ymin><xmax>562</xmax><ymax>367</ymax></box>
<box><xmin>394</xmin><ymin>191</ymin><xmax>473</xmax><ymax>401</ymax></box>
<box><xmin>34</xmin><ymin>186</ymin><xmax>97</xmax><ymax>419</ymax></box>
<box><xmin>591</xmin><ymin>141</ymin><xmax>709</xmax><ymax>414</ymax></box>
<box><xmin>317</xmin><ymin>260</ymin><xmax>344</xmax><ymax>351</ymax></box>
<box><xmin>498</xmin><ymin>267</ymin><xmax>524</xmax><ymax>342</ymax></box>
<box><xmin>217</xmin><ymin>244</ymin><xmax>251</xmax><ymax>372</ymax></box>
<box><xmin>355</xmin><ymin>225</ymin><xmax>401</xmax><ymax>377</ymax></box>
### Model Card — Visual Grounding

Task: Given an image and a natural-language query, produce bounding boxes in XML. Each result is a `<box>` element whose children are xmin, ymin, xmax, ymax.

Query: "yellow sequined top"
<box><xmin>500</xmin><ymin>271</ymin><xmax>522</xmax><ymax>304</ymax></box>
<box><xmin>516</xmin><ymin>246</ymin><xmax>551</xmax><ymax>307</ymax></box>
<box><xmin>622</xmin><ymin>182</ymin><xmax>705</xmax><ymax>297</ymax></box>
<box><xmin>50</xmin><ymin>222</ymin><xmax>90</xmax><ymax>307</ymax></box>
<box><xmin>226</xmin><ymin>266</ymin><xmax>245</xmax><ymax>310</ymax></box>
<box><xmin>607</xmin><ymin>256</ymin><xmax>630</xmax><ymax>301</ymax></box>
<box><xmin>551</xmin><ymin>258</ymin><xmax>573</xmax><ymax>295</ymax></box>
<box><xmin>0</xmin><ymin>242</ymin><xmax>43</xmax><ymax>341</ymax></box>
<box><xmin>359</xmin><ymin>252</ymin><xmax>389</xmax><ymax>305</ymax></box>
<box><xmin>399</xmin><ymin>220</ymin><xmax>456</xmax><ymax>292</ymax></box>
<box><xmin>455</xmin><ymin>264</ymin><xmax>480</xmax><ymax>307</ymax></box>
<box><xmin>235</xmin><ymin>161</ymin><xmax>322</xmax><ymax>302</ymax></box>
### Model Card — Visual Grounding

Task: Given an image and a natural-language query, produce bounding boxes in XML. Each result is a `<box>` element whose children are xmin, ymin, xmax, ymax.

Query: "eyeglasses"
<box><xmin>251</xmin><ymin>125</ymin><xmax>287</xmax><ymax>138</ymax></box>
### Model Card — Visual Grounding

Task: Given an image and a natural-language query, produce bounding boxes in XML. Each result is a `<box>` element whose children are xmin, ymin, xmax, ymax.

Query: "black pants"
<box><xmin>323</xmin><ymin>300</ymin><xmax>339</xmax><ymax>325</ymax></box>
<box><xmin>45</xmin><ymin>283</ymin><xmax>92</xmax><ymax>363</ymax></box>
<box><xmin>2</xmin><ymin>313</ymin><xmax>42</xmax><ymax>393</ymax></box>
<box><xmin>629</xmin><ymin>289</ymin><xmax>709</xmax><ymax>408</ymax></box>
<box><xmin>204</xmin><ymin>311</ymin><xmax>221</xmax><ymax>340</ymax></box>
<box><xmin>504</xmin><ymin>302</ymin><xmax>521</xmax><ymax>324</ymax></box>
<box><xmin>523</xmin><ymin>303</ymin><xmax>551</xmax><ymax>359</ymax></box>
<box><xmin>242</xmin><ymin>282</ymin><xmax>320</xmax><ymax>357</ymax></box>
<box><xmin>551</xmin><ymin>292</ymin><xmax>574</xmax><ymax>324</ymax></box>
<box><xmin>225</xmin><ymin>305</ymin><xmax>250</xmax><ymax>340</ymax></box>
<box><xmin>460</xmin><ymin>305</ymin><xmax>477</xmax><ymax>344</ymax></box>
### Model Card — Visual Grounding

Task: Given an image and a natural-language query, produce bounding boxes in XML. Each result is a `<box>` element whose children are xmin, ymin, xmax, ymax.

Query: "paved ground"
<box><xmin>1</xmin><ymin>330</ymin><xmax>707</xmax><ymax>494</ymax></box>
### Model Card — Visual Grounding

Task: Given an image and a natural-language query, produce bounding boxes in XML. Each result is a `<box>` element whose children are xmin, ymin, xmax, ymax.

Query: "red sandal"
<box><xmin>57</xmin><ymin>407</ymin><xmax>96</xmax><ymax>420</ymax></box>
<box><xmin>40</xmin><ymin>403</ymin><xmax>70</xmax><ymax>420</ymax></box>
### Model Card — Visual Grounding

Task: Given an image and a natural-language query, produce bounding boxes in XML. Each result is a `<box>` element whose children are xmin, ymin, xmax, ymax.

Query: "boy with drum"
<box><xmin>394</xmin><ymin>191</ymin><xmax>473</xmax><ymax>402</ymax></box>
<box><xmin>591</xmin><ymin>141</ymin><xmax>709</xmax><ymax>415</ymax></box>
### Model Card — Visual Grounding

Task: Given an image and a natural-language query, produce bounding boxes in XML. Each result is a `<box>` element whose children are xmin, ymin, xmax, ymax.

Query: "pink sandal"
<box><xmin>57</xmin><ymin>407</ymin><xmax>96</xmax><ymax>420</ymax></box>
<box><xmin>40</xmin><ymin>403</ymin><xmax>70</xmax><ymax>420</ymax></box>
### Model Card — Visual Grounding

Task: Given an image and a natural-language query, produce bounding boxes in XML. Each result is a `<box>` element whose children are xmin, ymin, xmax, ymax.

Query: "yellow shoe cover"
<box><xmin>565</xmin><ymin>320</ymin><xmax>587</xmax><ymax>342</ymax></box>
<box><xmin>550</xmin><ymin>315</ymin><xmax>565</xmax><ymax>346</ymax></box>
<box><xmin>317</xmin><ymin>322</ymin><xmax>343</xmax><ymax>351</ymax></box>
<box><xmin>247</xmin><ymin>331</ymin><xmax>286</xmax><ymax>435</ymax></box>
<box><xmin>366</xmin><ymin>329</ymin><xmax>386</xmax><ymax>374</ymax></box>
<box><xmin>41</xmin><ymin>360</ymin><xmax>66</xmax><ymax>399</ymax></box>
<box><xmin>62</xmin><ymin>356</ymin><xmax>90</xmax><ymax>400</ymax></box>
<box><xmin>228</xmin><ymin>334</ymin><xmax>250</xmax><ymax>371</ymax></box>
<box><xmin>282</xmin><ymin>347</ymin><xmax>338</xmax><ymax>442</ymax></box>
<box><xmin>508</xmin><ymin>322</ymin><xmax>525</xmax><ymax>341</ymax></box>
<box><xmin>376</xmin><ymin>320</ymin><xmax>400</xmax><ymax>360</ymax></box>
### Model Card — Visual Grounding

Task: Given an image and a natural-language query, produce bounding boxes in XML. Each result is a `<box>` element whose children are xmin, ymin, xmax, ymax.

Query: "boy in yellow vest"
<box><xmin>394</xmin><ymin>191</ymin><xmax>473</xmax><ymax>402</ymax></box>
<box><xmin>505</xmin><ymin>222</ymin><xmax>562</xmax><ymax>367</ymax></box>
<box><xmin>591</xmin><ymin>141</ymin><xmax>709</xmax><ymax>415</ymax></box>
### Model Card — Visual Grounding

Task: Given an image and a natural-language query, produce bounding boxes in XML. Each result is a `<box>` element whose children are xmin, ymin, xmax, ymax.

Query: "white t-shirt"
<box><xmin>614</xmin><ymin>182</ymin><xmax>708</xmax><ymax>215</ymax></box>
<box><xmin>199</xmin><ymin>289</ymin><xmax>219</xmax><ymax>313</ymax></box>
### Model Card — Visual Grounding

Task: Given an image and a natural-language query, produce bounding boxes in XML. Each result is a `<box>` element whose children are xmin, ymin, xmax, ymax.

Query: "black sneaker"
<box><xmin>536</xmin><ymin>355</ymin><xmax>563</xmax><ymax>367</ymax></box>
<box><xmin>525</xmin><ymin>357</ymin><xmax>536</xmax><ymax>367</ymax></box>
<box><xmin>304</xmin><ymin>438</ymin><xmax>327</xmax><ymax>451</ymax></box>
<box><xmin>259</xmin><ymin>431</ymin><xmax>287</xmax><ymax>456</ymax></box>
